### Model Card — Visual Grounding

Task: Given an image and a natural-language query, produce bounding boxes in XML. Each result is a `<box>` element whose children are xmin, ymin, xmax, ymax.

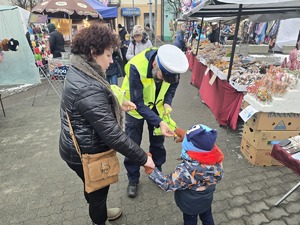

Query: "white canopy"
<box><xmin>183</xmin><ymin>0</ymin><xmax>300</xmax><ymax>20</ymax></box>
<box><xmin>218</xmin><ymin>0</ymin><xmax>297</xmax><ymax>4</ymax></box>
<box><xmin>0</xmin><ymin>5</ymin><xmax>40</xmax><ymax>85</ymax></box>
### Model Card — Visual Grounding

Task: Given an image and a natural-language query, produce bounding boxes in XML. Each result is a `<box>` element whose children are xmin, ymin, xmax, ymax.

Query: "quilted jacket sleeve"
<box><xmin>74</xmin><ymin>83</ymin><xmax>147</xmax><ymax>166</ymax></box>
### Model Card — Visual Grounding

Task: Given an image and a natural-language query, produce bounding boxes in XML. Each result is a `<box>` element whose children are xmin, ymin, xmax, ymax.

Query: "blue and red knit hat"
<box><xmin>181</xmin><ymin>124</ymin><xmax>217</xmax><ymax>160</ymax></box>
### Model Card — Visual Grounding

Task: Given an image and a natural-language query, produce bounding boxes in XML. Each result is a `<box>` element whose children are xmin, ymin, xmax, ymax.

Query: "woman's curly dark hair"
<box><xmin>71</xmin><ymin>23</ymin><xmax>119</xmax><ymax>61</ymax></box>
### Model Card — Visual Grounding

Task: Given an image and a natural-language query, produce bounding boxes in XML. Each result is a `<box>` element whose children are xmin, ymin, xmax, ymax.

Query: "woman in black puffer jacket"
<box><xmin>59</xmin><ymin>23</ymin><xmax>154</xmax><ymax>225</ymax></box>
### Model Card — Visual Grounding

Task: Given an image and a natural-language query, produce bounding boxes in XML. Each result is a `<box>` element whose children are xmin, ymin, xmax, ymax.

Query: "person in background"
<box><xmin>208</xmin><ymin>22</ymin><xmax>220</xmax><ymax>45</ymax></box>
<box><xmin>144</xmin><ymin>23</ymin><xmax>155</xmax><ymax>44</ymax></box>
<box><xmin>118</xmin><ymin>24</ymin><xmax>127</xmax><ymax>42</ymax></box>
<box><xmin>149</xmin><ymin>124</ymin><xmax>224</xmax><ymax>225</ymax></box>
<box><xmin>105</xmin><ymin>29</ymin><xmax>123</xmax><ymax>85</ymax></box>
<box><xmin>121</xmin><ymin>44</ymin><xmax>189</xmax><ymax>198</ymax></box>
<box><xmin>121</xmin><ymin>33</ymin><xmax>131</xmax><ymax>65</ymax></box>
<box><xmin>59</xmin><ymin>23</ymin><xmax>155</xmax><ymax>225</ymax></box>
<box><xmin>47</xmin><ymin>23</ymin><xmax>65</xmax><ymax>58</ymax></box>
<box><xmin>126</xmin><ymin>25</ymin><xmax>152</xmax><ymax>61</ymax></box>
<box><xmin>296</xmin><ymin>30</ymin><xmax>300</xmax><ymax>50</ymax></box>
<box><xmin>174</xmin><ymin>23</ymin><xmax>187</xmax><ymax>52</ymax></box>
<box><xmin>25</xmin><ymin>28</ymin><xmax>33</xmax><ymax>52</ymax></box>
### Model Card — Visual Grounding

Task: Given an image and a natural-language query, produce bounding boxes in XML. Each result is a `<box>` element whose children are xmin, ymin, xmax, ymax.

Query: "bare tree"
<box><xmin>10</xmin><ymin>0</ymin><xmax>43</xmax><ymax>10</ymax></box>
<box><xmin>165</xmin><ymin>0</ymin><xmax>182</xmax><ymax>19</ymax></box>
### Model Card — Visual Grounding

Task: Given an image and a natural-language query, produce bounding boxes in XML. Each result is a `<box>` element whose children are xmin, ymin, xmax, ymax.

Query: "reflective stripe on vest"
<box><xmin>121</xmin><ymin>48</ymin><xmax>170</xmax><ymax>119</ymax></box>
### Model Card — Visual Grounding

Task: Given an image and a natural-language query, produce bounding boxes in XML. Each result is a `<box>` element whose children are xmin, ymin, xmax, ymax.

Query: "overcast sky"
<box><xmin>0</xmin><ymin>0</ymin><xmax>11</xmax><ymax>5</ymax></box>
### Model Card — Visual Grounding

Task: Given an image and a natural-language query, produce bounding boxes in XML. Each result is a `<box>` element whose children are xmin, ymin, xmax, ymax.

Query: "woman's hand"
<box><xmin>144</xmin><ymin>153</ymin><xmax>155</xmax><ymax>174</ymax></box>
<box><xmin>121</xmin><ymin>100</ymin><xmax>136</xmax><ymax>112</ymax></box>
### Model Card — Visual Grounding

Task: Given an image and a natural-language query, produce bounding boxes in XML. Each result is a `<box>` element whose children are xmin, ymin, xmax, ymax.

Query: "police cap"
<box><xmin>156</xmin><ymin>44</ymin><xmax>188</xmax><ymax>84</ymax></box>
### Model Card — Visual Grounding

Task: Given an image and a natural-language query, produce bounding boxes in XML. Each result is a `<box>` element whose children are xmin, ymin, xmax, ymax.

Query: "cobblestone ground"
<box><xmin>0</xmin><ymin>71</ymin><xmax>300</xmax><ymax>225</ymax></box>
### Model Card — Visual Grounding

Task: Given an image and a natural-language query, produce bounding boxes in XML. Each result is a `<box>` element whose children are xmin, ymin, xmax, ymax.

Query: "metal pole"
<box><xmin>275</xmin><ymin>181</ymin><xmax>300</xmax><ymax>206</ymax></box>
<box><xmin>149</xmin><ymin>0</ymin><xmax>153</xmax><ymax>29</ymax></box>
<box><xmin>154</xmin><ymin>0</ymin><xmax>157</xmax><ymax>46</ymax></box>
<box><xmin>196</xmin><ymin>17</ymin><xmax>204</xmax><ymax>56</ymax></box>
<box><xmin>132</xmin><ymin>0</ymin><xmax>135</xmax><ymax>26</ymax></box>
<box><xmin>227</xmin><ymin>4</ymin><xmax>242</xmax><ymax>82</ymax></box>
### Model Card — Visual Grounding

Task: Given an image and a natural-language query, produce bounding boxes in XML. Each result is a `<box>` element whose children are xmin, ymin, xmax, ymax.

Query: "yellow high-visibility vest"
<box><xmin>121</xmin><ymin>48</ymin><xmax>170</xmax><ymax>119</ymax></box>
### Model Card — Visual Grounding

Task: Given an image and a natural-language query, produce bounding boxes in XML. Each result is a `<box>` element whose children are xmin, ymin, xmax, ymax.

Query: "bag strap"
<box><xmin>66</xmin><ymin>111</ymin><xmax>82</xmax><ymax>157</ymax></box>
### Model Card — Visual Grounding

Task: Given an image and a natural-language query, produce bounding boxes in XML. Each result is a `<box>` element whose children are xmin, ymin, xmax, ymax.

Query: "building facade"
<box><xmin>117</xmin><ymin>0</ymin><xmax>162</xmax><ymax>39</ymax></box>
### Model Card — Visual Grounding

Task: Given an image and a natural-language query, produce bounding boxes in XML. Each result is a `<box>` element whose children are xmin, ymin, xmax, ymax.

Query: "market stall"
<box><xmin>31</xmin><ymin>0</ymin><xmax>102</xmax><ymax>41</ymax></box>
<box><xmin>183</xmin><ymin>0</ymin><xmax>300</xmax><ymax>130</ymax></box>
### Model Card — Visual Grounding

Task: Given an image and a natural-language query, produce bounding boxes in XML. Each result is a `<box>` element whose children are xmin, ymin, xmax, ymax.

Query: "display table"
<box><xmin>186</xmin><ymin>51</ymin><xmax>195</xmax><ymax>71</ymax></box>
<box><xmin>191</xmin><ymin>59</ymin><xmax>206</xmax><ymax>89</ymax></box>
<box><xmin>271</xmin><ymin>144</ymin><xmax>300</xmax><ymax>205</ymax></box>
<box><xmin>188</xmin><ymin>57</ymin><xmax>244</xmax><ymax>130</ymax></box>
<box><xmin>32</xmin><ymin>58</ymin><xmax>70</xmax><ymax>105</ymax></box>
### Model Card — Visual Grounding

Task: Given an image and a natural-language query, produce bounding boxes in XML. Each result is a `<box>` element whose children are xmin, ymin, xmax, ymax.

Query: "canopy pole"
<box><xmin>68</xmin><ymin>14</ymin><xmax>72</xmax><ymax>43</ymax></box>
<box><xmin>227</xmin><ymin>4</ymin><xmax>242</xmax><ymax>82</ymax></box>
<box><xmin>196</xmin><ymin>16</ymin><xmax>204</xmax><ymax>56</ymax></box>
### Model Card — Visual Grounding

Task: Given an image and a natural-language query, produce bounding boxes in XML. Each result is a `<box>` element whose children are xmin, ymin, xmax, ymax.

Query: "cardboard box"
<box><xmin>240</xmin><ymin>138</ymin><xmax>282</xmax><ymax>166</ymax></box>
<box><xmin>210</xmin><ymin>65</ymin><xmax>228</xmax><ymax>80</ymax></box>
<box><xmin>248</xmin><ymin>44</ymin><xmax>269</xmax><ymax>54</ymax></box>
<box><xmin>246</xmin><ymin>112</ymin><xmax>300</xmax><ymax>131</ymax></box>
<box><xmin>242</xmin><ymin>124</ymin><xmax>300</xmax><ymax>150</ymax></box>
<box><xmin>282</xmin><ymin>45</ymin><xmax>295</xmax><ymax>54</ymax></box>
<box><xmin>229</xmin><ymin>80</ymin><xmax>248</xmax><ymax>92</ymax></box>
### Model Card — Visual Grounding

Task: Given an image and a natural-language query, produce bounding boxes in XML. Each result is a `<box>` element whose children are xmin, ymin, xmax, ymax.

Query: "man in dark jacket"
<box><xmin>209</xmin><ymin>22</ymin><xmax>220</xmax><ymax>44</ymax></box>
<box><xmin>174</xmin><ymin>23</ymin><xmax>187</xmax><ymax>52</ymax></box>
<box><xmin>118</xmin><ymin>24</ymin><xmax>128</xmax><ymax>42</ymax></box>
<box><xmin>47</xmin><ymin>23</ymin><xmax>65</xmax><ymax>58</ymax></box>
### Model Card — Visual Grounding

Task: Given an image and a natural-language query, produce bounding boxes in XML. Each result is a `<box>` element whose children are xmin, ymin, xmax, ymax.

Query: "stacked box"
<box><xmin>246</xmin><ymin>112</ymin><xmax>300</xmax><ymax>131</ymax></box>
<box><xmin>240</xmin><ymin>112</ymin><xmax>300</xmax><ymax>166</ymax></box>
<box><xmin>240</xmin><ymin>138</ymin><xmax>282</xmax><ymax>166</ymax></box>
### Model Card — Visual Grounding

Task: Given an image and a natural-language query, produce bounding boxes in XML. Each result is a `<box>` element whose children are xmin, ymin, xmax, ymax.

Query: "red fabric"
<box><xmin>198</xmin><ymin>65</ymin><xmax>244</xmax><ymax>130</ymax></box>
<box><xmin>271</xmin><ymin>144</ymin><xmax>300</xmax><ymax>176</ymax></box>
<box><xmin>186</xmin><ymin>51</ymin><xmax>195</xmax><ymax>71</ymax></box>
<box><xmin>191</xmin><ymin>59</ymin><xmax>205</xmax><ymax>89</ymax></box>
<box><xmin>187</xmin><ymin>144</ymin><xmax>224</xmax><ymax>164</ymax></box>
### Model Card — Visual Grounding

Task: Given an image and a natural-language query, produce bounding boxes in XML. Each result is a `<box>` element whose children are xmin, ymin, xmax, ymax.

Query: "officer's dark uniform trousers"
<box><xmin>124</xmin><ymin>106</ymin><xmax>165</xmax><ymax>184</ymax></box>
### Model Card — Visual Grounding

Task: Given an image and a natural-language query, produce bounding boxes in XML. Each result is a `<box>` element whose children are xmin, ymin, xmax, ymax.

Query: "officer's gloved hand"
<box><xmin>174</xmin><ymin>127</ymin><xmax>186</xmax><ymax>143</ymax></box>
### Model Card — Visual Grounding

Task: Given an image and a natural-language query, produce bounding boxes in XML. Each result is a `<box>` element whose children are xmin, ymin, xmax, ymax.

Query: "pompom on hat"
<box><xmin>132</xmin><ymin>25</ymin><xmax>143</xmax><ymax>36</ymax></box>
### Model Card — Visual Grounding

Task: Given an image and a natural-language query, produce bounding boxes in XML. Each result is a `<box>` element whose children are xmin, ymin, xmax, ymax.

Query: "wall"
<box><xmin>117</xmin><ymin>0</ymin><xmax>162</xmax><ymax>40</ymax></box>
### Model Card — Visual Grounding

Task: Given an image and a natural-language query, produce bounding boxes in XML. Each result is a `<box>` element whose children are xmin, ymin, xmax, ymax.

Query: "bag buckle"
<box><xmin>101</xmin><ymin>164</ymin><xmax>110</xmax><ymax>174</ymax></box>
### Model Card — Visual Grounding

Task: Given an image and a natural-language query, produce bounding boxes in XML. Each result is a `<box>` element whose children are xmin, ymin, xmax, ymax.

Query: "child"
<box><xmin>121</xmin><ymin>33</ymin><xmax>130</xmax><ymax>65</ymax></box>
<box><xmin>148</xmin><ymin>124</ymin><xmax>224</xmax><ymax>225</ymax></box>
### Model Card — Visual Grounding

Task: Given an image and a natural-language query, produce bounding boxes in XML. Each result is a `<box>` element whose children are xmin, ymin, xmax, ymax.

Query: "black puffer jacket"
<box><xmin>59</xmin><ymin>66</ymin><xmax>148</xmax><ymax>166</ymax></box>
<box><xmin>49</xmin><ymin>30</ymin><xmax>65</xmax><ymax>58</ymax></box>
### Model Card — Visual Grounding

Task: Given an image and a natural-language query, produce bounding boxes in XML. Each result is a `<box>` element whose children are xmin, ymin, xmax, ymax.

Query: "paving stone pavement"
<box><xmin>0</xmin><ymin>71</ymin><xmax>300</xmax><ymax>225</ymax></box>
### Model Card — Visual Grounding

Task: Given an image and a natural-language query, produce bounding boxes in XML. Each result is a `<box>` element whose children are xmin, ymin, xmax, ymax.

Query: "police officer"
<box><xmin>121</xmin><ymin>44</ymin><xmax>189</xmax><ymax>198</ymax></box>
